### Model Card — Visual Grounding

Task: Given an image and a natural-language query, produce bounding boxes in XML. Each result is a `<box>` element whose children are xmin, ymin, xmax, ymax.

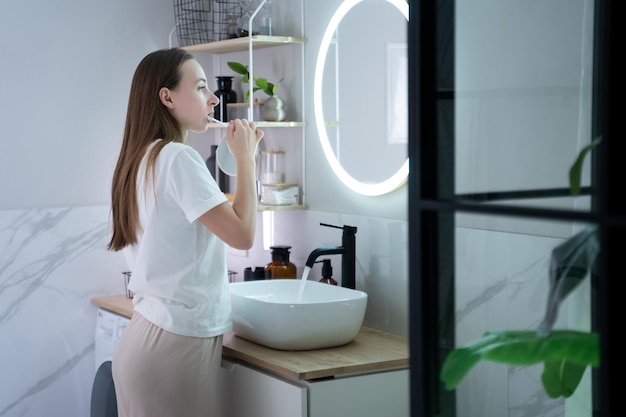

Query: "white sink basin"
<box><xmin>230</xmin><ymin>280</ymin><xmax>368</xmax><ymax>351</ymax></box>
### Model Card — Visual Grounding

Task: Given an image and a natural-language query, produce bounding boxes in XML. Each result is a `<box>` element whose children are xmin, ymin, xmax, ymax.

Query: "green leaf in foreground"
<box><xmin>568</xmin><ymin>137</ymin><xmax>602</xmax><ymax>195</ymax></box>
<box><xmin>440</xmin><ymin>330</ymin><xmax>599</xmax><ymax>397</ymax></box>
<box><xmin>542</xmin><ymin>359</ymin><xmax>587</xmax><ymax>398</ymax></box>
<box><xmin>536</xmin><ymin>225</ymin><xmax>599</xmax><ymax>337</ymax></box>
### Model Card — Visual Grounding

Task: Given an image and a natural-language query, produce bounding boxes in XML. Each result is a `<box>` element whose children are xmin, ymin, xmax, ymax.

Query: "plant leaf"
<box><xmin>536</xmin><ymin>225</ymin><xmax>599</xmax><ymax>336</ymax></box>
<box><xmin>271</xmin><ymin>78</ymin><xmax>283</xmax><ymax>95</ymax></box>
<box><xmin>569</xmin><ymin>137</ymin><xmax>602</xmax><ymax>195</ymax></box>
<box><xmin>440</xmin><ymin>330</ymin><xmax>599</xmax><ymax>392</ymax></box>
<box><xmin>541</xmin><ymin>359</ymin><xmax>587</xmax><ymax>398</ymax></box>
<box><xmin>254</xmin><ymin>78</ymin><xmax>272</xmax><ymax>96</ymax></box>
<box><xmin>255</xmin><ymin>77</ymin><xmax>268</xmax><ymax>88</ymax></box>
<box><xmin>226</xmin><ymin>61</ymin><xmax>282</xmax><ymax>97</ymax></box>
<box><xmin>227</xmin><ymin>61</ymin><xmax>249</xmax><ymax>76</ymax></box>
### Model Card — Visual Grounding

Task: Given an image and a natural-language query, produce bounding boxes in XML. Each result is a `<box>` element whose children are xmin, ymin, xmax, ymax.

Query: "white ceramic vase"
<box><xmin>261</xmin><ymin>95</ymin><xmax>287</xmax><ymax>122</ymax></box>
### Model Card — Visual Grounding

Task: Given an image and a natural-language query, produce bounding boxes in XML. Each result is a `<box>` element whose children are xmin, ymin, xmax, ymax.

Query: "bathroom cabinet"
<box><xmin>217</xmin><ymin>329</ymin><xmax>409</xmax><ymax>417</ymax></box>
<box><xmin>218</xmin><ymin>359</ymin><xmax>306</xmax><ymax>416</ymax></box>
<box><xmin>182</xmin><ymin>32</ymin><xmax>307</xmax><ymax>210</ymax></box>
<box><xmin>218</xmin><ymin>359</ymin><xmax>409</xmax><ymax>417</ymax></box>
<box><xmin>91</xmin><ymin>296</ymin><xmax>410</xmax><ymax>417</ymax></box>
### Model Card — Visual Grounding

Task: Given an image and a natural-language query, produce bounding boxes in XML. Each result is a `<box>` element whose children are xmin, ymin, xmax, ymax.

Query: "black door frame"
<box><xmin>407</xmin><ymin>1</ymin><xmax>623</xmax><ymax>416</ymax></box>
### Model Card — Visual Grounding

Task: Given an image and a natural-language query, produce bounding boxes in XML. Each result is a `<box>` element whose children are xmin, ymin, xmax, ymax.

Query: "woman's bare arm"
<box><xmin>199</xmin><ymin>119</ymin><xmax>263</xmax><ymax>249</ymax></box>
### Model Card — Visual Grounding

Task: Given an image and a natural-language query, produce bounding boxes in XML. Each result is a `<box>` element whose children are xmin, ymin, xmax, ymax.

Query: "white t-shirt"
<box><xmin>124</xmin><ymin>140</ymin><xmax>231</xmax><ymax>338</ymax></box>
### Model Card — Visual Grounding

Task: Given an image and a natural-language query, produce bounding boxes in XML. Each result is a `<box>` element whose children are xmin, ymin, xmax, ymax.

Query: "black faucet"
<box><xmin>305</xmin><ymin>223</ymin><xmax>357</xmax><ymax>289</ymax></box>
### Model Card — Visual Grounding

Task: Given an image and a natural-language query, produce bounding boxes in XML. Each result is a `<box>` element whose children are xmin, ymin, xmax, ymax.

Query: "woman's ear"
<box><xmin>159</xmin><ymin>87</ymin><xmax>174</xmax><ymax>109</ymax></box>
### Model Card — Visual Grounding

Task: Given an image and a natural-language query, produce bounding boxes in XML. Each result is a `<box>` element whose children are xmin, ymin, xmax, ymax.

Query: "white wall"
<box><xmin>0</xmin><ymin>0</ymin><xmax>176</xmax><ymax>210</ymax></box>
<box><xmin>455</xmin><ymin>0</ymin><xmax>594</xmax><ymax>199</ymax></box>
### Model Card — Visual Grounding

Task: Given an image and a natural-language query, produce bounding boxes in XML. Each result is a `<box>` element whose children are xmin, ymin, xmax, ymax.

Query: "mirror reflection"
<box><xmin>315</xmin><ymin>0</ymin><xmax>408</xmax><ymax>194</ymax></box>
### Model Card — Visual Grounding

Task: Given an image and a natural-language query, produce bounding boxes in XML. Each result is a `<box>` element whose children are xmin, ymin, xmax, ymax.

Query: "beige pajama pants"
<box><xmin>112</xmin><ymin>312</ymin><xmax>223</xmax><ymax>417</ymax></box>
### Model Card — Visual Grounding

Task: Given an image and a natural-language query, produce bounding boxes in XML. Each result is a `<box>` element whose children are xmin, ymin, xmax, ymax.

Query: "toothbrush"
<box><xmin>208</xmin><ymin>116</ymin><xmax>229</xmax><ymax>126</ymax></box>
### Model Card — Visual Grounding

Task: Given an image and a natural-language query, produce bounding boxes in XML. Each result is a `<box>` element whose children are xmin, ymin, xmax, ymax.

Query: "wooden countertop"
<box><xmin>93</xmin><ymin>295</ymin><xmax>134</xmax><ymax>317</ymax></box>
<box><xmin>92</xmin><ymin>295</ymin><xmax>409</xmax><ymax>381</ymax></box>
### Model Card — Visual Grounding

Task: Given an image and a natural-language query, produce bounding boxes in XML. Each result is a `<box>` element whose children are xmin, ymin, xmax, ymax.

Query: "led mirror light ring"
<box><xmin>314</xmin><ymin>0</ymin><xmax>409</xmax><ymax>196</ymax></box>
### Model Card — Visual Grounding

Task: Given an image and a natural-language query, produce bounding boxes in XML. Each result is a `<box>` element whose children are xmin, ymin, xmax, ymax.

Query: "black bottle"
<box><xmin>206</xmin><ymin>145</ymin><xmax>217</xmax><ymax>178</ymax></box>
<box><xmin>206</xmin><ymin>145</ymin><xmax>229</xmax><ymax>192</ymax></box>
<box><xmin>244</xmin><ymin>266</ymin><xmax>268</xmax><ymax>281</ymax></box>
<box><xmin>214</xmin><ymin>76</ymin><xmax>237</xmax><ymax>122</ymax></box>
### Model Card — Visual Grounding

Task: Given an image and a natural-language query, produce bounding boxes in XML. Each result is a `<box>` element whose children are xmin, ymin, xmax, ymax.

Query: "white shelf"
<box><xmin>258</xmin><ymin>204</ymin><xmax>307</xmax><ymax>211</ymax></box>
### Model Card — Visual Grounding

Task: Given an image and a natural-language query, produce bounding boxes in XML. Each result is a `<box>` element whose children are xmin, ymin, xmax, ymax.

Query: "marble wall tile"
<box><xmin>0</xmin><ymin>206</ymin><xmax>127</xmax><ymax>417</ymax></box>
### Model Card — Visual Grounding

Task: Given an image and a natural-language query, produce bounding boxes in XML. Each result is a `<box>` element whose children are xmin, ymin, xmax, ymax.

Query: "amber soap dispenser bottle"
<box><xmin>318</xmin><ymin>259</ymin><xmax>338</xmax><ymax>285</ymax></box>
<box><xmin>265</xmin><ymin>245</ymin><xmax>297</xmax><ymax>279</ymax></box>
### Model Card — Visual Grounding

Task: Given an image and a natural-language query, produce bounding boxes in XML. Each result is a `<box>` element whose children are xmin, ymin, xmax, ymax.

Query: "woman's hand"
<box><xmin>225</xmin><ymin>119</ymin><xmax>264</xmax><ymax>166</ymax></box>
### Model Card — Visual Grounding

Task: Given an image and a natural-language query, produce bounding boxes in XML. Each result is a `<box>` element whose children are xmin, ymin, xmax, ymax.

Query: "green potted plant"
<box><xmin>227</xmin><ymin>61</ymin><xmax>286</xmax><ymax>122</ymax></box>
<box><xmin>439</xmin><ymin>137</ymin><xmax>602</xmax><ymax>399</ymax></box>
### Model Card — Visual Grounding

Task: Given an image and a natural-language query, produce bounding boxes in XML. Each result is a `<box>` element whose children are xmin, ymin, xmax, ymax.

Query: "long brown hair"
<box><xmin>108</xmin><ymin>48</ymin><xmax>194</xmax><ymax>251</ymax></box>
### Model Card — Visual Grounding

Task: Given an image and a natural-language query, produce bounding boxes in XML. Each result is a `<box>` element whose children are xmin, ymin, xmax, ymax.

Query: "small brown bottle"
<box><xmin>265</xmin><ymin>245</ymin><xmax>297</xmax><ymax>279</ymax></box>
<box><xmin>318</xmin><ymin>259</ymin><xmax>338</xmax><ymax>285</ymax></box>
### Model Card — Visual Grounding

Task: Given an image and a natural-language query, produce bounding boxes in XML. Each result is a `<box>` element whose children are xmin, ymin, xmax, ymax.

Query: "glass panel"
<box><xmin>454</xmin><ymin>1</ymin><xmax>596</xmax><ymax>210</ymax></box>
<box><xmin>448</xmin><ymin>212</ymin><xmax>596</xmax><ymax>416</ymax></box>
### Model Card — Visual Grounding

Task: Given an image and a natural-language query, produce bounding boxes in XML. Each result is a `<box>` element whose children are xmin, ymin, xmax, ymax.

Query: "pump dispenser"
<box><xmin>265</xmin><ymin>245</ymin><xmax>297</xmax><ymax>279</ymax></box>
<box><xmin>318</xmin><ymin>259</ymin><xmax>338</xmax><ymax>285</ymax></box>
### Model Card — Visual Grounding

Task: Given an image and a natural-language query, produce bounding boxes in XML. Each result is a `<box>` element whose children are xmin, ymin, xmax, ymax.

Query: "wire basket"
<box><xmin>174</xmin><ymin>0</ymin><xmax>242</xmax><ymax>46</ymax></box>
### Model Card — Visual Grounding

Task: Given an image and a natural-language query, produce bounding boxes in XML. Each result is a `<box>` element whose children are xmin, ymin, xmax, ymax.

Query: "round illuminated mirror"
<box><xmin>314</xmin><ymin>0</ymin><xmax>409</xmax><ymax>196</ymax></box>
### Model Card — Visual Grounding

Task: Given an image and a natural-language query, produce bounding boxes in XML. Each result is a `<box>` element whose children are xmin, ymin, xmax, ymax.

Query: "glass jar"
<box><xmin>237</xmin><ymin>0</ymin><xmax>259</xmax><ymax>37</ymax></box>
<box><xmin>257</xmin><ymin>0</ymin><xmax>274</xmax><ymax>35</ymax></box>
<box><xmin>265</xmin><ymin>245</ymin><xmax>297</xmax><ymax>279</ymax></box>
<box><xmin>226</xmin><ymin>14</ymin><xmax>239</xmax><ymax>39</ymax></box>
<box><xmin>261</xmin><ymin>148</ymin><xmax>285</xmax><ymax>184</ymax></box>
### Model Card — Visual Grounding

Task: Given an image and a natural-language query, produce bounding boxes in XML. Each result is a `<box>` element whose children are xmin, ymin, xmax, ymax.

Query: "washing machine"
<box><xmin>91</xmin><ymin>308</ymin><xmax>129</xmax><ymax>417</ymax></box>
